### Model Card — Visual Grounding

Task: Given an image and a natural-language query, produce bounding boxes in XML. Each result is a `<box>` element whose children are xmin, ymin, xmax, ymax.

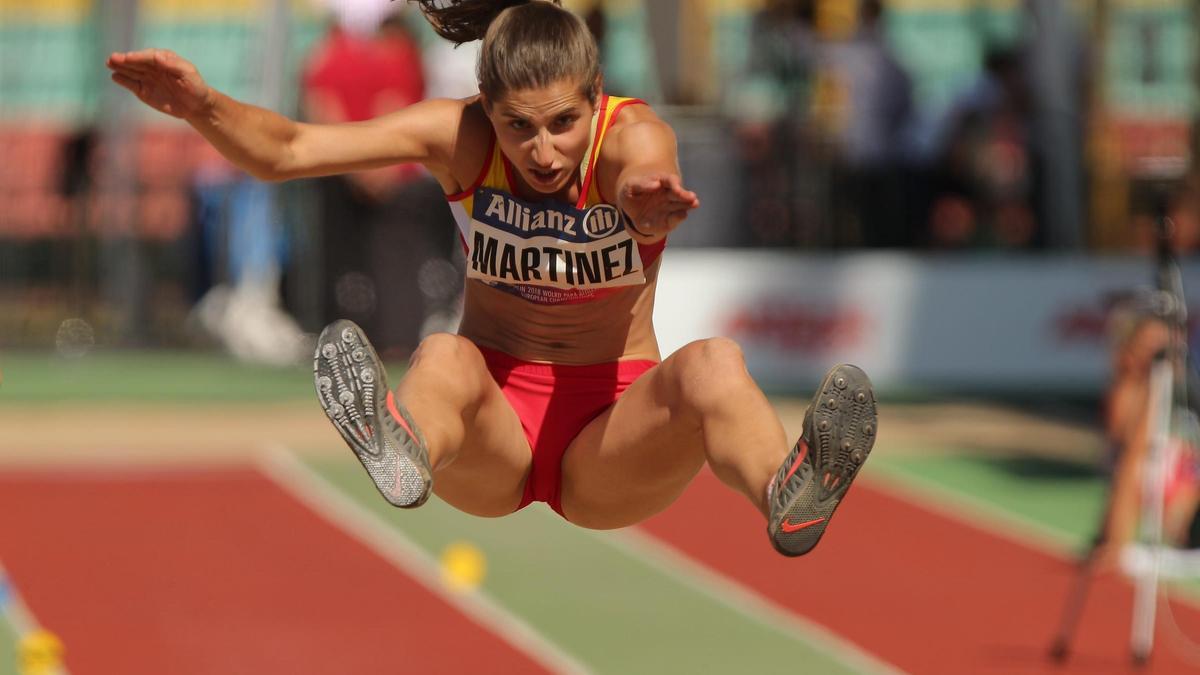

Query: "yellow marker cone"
<box><xmin>18</xmin><ymin>629</ymin><xmax>64</xmax><ymax>675</ymax></box>
<box><xmin>440</xmin><ymin>541</ymin><xmax>487</xmax><ymax>593</ymax></box>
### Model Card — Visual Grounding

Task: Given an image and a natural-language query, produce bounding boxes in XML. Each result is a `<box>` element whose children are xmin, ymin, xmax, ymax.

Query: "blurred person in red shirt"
<box><xmin>303</xmin><ymin>6</ymin><xmax>461</xmax><ymax>355</ymax></box>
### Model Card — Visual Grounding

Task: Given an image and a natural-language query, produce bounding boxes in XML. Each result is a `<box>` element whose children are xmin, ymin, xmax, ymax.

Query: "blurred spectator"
<box><xmin>726</xmin><ymin>0</ymin><xmax>915</xmax><ymax>248</ymax></box>
<box><xmin>924</xmin><ymin>46</ymin><xmax>1037</xmax><ymax>250</ymax></box>
<box><xmin>1129</xmin><ymin>176</ymin><xmax>1200</xmax><ymax>255</ymax></box>
<box><xmin>725</xmin><ymin>0</ymin><xmax>822</xmax><ymax>246</ymax></box>
<box><xmin>190</xmin><ymin>140</ymin><xmax>306</xmax><ymax>365</ymax></box>
<box><xmin>583</xmin><ymin>2</ymin><xmax>606</xmax><ymax>49</ymax></box>
<box><xmin>820</xmin><ymin>0</ymin><xmax>914</xmax><ymax>247</ymax></box>
<box><xmin>303</xmin><ymin>6</ymin><xmax>461</xmax><ymax>357</ymax></box>
<box><xmin>1092</xmin><ymin>294</ymin><xmax>1200</xmax><ymax>568</ymax></box>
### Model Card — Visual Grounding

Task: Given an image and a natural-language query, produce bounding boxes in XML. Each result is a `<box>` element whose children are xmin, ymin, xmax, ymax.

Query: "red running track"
<box><xmin>640</xmin><ymin>469</ymin><xmax>1200</xmax><ymax>675</ymax></box>
<box><xmin>0</xmin><ymin>468</ymin><xmax>550</xmax><ymax>675</ymax></box>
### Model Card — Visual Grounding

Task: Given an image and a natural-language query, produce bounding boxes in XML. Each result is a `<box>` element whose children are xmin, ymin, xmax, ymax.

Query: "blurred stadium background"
<box><xmin>2</xmin><ymin>0</ymin><xmax>1200</xmax><ymax>673</ymax></box>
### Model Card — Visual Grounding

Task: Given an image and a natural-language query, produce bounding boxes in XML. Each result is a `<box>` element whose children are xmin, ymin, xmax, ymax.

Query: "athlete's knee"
<box><xmin>674</xmin><ymin>337</ymin><xmax>747</xmax><ymax>380</ymax></box>
<box><xmin>409</xmin><ymin>333</ymin><xmax>490</xmax><ymax>398</ymax></box>
<box><xmin>412</xmin><ymin>333</ymin><xmax>481</xmax><ymax>368</ymax></box>
<box><xmin>668</xmin><ymin>337</ymin><xmax>753</xmax><ymax>411</ymax></box>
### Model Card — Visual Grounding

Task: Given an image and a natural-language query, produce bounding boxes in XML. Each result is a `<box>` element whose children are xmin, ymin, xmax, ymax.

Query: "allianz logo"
<box><xmin>582</xmin><ymin>204</ymin><xmax>621</xmax><ymax>240</ymax></box>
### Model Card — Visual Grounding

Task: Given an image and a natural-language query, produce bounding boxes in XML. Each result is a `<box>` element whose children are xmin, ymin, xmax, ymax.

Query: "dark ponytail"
<box><xmin>409</xmin><ymin>0</ymin><xmax>599</xmax><ymax>103</ymax></box>
<box><xmin>410</xmin><ymin>0</ymin><xmax>547</xmax><ymax>45</ymax></box>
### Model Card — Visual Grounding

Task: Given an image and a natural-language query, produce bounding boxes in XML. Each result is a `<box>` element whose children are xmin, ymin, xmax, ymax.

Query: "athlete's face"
<box><xmin>486</xmin><ymin>78</ymin><xmax>597</xmax><ymax>198</ymax></box>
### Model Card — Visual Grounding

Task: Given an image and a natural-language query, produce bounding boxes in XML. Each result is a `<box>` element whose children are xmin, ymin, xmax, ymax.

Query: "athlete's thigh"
<box><xmin>558</xmin><ymin>361</ymin><xmax>706</xmax><ymax>529</ymax></box>
<box><xmin>430</xmin><ymin>387</ymin><xmax>532</xmax><ymax>517</ymax></box>
<box><xmin>399</xmin><ymin>334</ymin><xmax>532</xmax><ymax>516</ymax></box>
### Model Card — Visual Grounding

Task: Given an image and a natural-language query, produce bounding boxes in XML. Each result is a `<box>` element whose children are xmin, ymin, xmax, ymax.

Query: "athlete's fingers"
<box><xmin>107</xmin><ymin>58</ymin><xmax>169</xmax><ymax>82</ymax></box>
<box><xmin>643</xmin><ymin>187</ymin><xmax>691</xmax><ymax>202</ymax></box>
<box><xmin>627</xmin><ymin>188</ymin><xmax>693</xmax><ymax>211</ymax></box>
<box><xmin>110</xmin><ymin>72</ymin><xmax>142</xmax><ymax>95</ymax></box>
<box><xmin>673</xmin><ymin>190</ymin><xmax>699</xmax><ymax>208</ymax></box>
<box><xmin>111</xmin><ymin>67</ymin><xmax>163</xmax><ymax>88</ymax></box>
<box><xmin>123</xmin><ymin>48</ymin><xmax>173</xmax><ymax>64</ymax></box>
<box><xmin>112</xmin><ymin>49</ymin><xmax>186</xmax><ymax>77</ymax></box>
<box><xmin>663</xmin><ymin>193</ymin><xmax>699</xmax><ymax>208</ymax></box>
<box><xmin>660</xmin><ymin>174</ymin><xmax>695</xmax><ymax>197</ymax></box>
<box><xmin>662</xmin><ymin>176</ymin><xmax>699</xmax><ymax>206</ymax></box>
<box><xmin>661</xmin><ymin>174</ymin><xmax>684</xmax><ymax>193</ymax></box>
<box><xmin>114</xmin><ymin>63</ymin><xmax>163</xmax><ymax>80</ymax></box>
<box><xmin>625</xmin><ymin>176</ymin><xmax>664</xmax><ymax>196</ymax></box>
<box><xmin>106</xmin><ymin>64</ymin><xmax>147</xmax><ymax>83</ymax></box>
<box><xmin>629</xmin><ymin>177</ymin><xmax>697</xmax><ymax>207</ymax></box>
<box><xmin>108</xmin><ymin>49</ymin><xmax>164</xmax><ymax>68</ymax></box>
<box><xmin>106</xmin><ymin>53</ymin><xmax>143</xmax><ymax>73</ymax></box>
<box><xmin>106</xmin><ymin>51</ymin><xmax>138</xmax><ymax>68</ymax></box>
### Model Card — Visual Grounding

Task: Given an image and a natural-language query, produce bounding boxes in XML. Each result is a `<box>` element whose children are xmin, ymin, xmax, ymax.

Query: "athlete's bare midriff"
<box><xmin>436</xmin><ymin>99</ymin><xmax>665</xmax><ymax>366</ymax></box>
<box><xmin>457</xmin><ymin>261</ymin><xmax>662</xmax><ymax>364</ymax></box>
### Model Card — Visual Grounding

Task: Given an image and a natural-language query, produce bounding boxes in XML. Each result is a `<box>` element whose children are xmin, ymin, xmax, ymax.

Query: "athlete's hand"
<box><xmin>106</xmin><ymin>49</ymin><xmax>214</xmax><ymax>121</ymax></box>
<box><xmin>617</xmin><ymin>174</ymin><xmax>700</xmax><ymax>244</ymax></box>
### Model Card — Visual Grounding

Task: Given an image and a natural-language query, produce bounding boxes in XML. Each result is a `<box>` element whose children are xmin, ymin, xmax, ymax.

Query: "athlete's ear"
<box><xmin>589</xmin><ymin>73</ymin><xmax>603</xmax><ymax>106</ymax></box>
<box><xmin>479</xmin><ymin>90</ymin><xmax>493</xmax><ymax>117</ymax></box>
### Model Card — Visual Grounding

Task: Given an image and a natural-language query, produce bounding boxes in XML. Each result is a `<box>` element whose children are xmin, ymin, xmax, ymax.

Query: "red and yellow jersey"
<box><xmin>445</xmin><ymin>94</ymin><xmax>665</xmax><ymax>305</ymax></box>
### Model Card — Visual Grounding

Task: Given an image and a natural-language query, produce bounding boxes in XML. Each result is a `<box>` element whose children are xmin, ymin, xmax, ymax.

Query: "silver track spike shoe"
<box><xmin>314</xmin><ymin>320</ymin><xmax>432</xmax><ymax>508</ymax></box>
<box><xmin>768</xmin><ymin>364</ymin><xmax>877</xmax><ymax>556</ymax></box>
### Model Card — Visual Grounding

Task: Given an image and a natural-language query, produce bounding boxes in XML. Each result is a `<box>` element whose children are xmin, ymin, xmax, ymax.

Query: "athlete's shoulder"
<box><xmin>417</xmin><ymin>96</ymin><xmax>494</xmax><ymax>194</ymax></box>
<box><xmin>604</xmin><ymin>96</ymin><xmax>661</xmax><ymax>133</ymax></box>
<box><xmin>455</xmin><ymin>97</ymin><xmax>493</xmax><ymax>153</ymax></box>
<box><xmin>600</xmin><ymin>98</ymin><xmax>676</xmax><ymax>164</ymax></box>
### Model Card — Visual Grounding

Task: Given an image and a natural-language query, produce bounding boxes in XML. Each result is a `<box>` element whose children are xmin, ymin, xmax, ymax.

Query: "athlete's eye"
<box><xmin>509</xmin><ymin>119</ymin><xmax>530</xmax><ymax>131</ymax></box>
<box><xmin>554</xmin><ymin>115</ymin><xmax>577</xmax><ymax>130</ymax></box>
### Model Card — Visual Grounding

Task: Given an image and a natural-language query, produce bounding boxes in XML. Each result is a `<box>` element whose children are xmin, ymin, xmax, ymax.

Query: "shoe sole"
<box><xmin>313</xmin><ymin>320</ymin><xmax>431</xmax><ymax>508</ymax></box>
<box><xmin>769</xmin><ymin>364</ymin><xmax>877</xmax><ymax>556</ymax></box>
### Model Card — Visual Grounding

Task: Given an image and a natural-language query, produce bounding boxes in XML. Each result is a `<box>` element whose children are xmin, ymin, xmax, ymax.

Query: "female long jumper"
<box><xmin>106</xmin><ymin>0</ymin><xmax>878</xmax><ymax>556</ymax></box>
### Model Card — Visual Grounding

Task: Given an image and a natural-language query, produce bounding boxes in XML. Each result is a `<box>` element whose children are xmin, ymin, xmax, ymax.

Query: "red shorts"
<box><xmin>478</xmin><ymin>347</ymin><xmax>658</xmax><ymax>518</ymax></box>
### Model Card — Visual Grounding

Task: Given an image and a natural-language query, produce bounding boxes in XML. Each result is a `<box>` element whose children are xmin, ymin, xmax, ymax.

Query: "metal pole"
<box><xmin>96</xmin><ymin>0</ymin><xmax>144</xmax><ymax>344</ymax></box>
<box><xmin>1131</xmin><ymin>354</ymin><xmax>1172</xmax><ymax>664</ymax></box>
<box><xmin>1130</xmin><ymin>197</ymin><xmax>1190</xmax><ymax>664</ymax></box>
<box><xmin>257</xmin><ymin>0</ymin><xmax>290</xmax><ymax>112</ymax></box>
<box><xmin>1026</xmin><ymin>0</ymin><xmax>1086</xmax><ymax>248</ymax></box>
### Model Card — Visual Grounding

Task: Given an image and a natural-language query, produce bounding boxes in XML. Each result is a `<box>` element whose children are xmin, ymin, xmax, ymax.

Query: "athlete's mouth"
<box><xmin>529</xmin><ymin>168</ymin><xmax>561</xmax><ymax>186</ymax></box>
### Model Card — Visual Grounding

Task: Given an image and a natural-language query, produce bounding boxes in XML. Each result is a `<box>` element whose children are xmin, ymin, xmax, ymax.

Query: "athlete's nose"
<box><xmin>531</xmin><ymin>129</ymin><xmax>556</xmax><ymax>168</ymax></box>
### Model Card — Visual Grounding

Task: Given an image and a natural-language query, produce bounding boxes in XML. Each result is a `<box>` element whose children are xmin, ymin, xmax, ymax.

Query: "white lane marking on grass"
<box><xmin>256</xmin><ymin>446</ymin><xmax>590</xmax><ymax>675</ymax></box>
<box><xmin>0</xmin><ymin>562</ymin><xmax>70</xmax><ymax>675</ymax></box>
<box><xmin>602</xmin><ymin>528</ymin><xmax>908</xmax><ymax>675</ymax></box>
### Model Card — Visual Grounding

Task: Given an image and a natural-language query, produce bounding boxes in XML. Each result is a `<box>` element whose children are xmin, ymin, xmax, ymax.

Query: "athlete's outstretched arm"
<box><xmin>605</xmin><ymin>113</ymin><xmax>700</xmax><ymax>244</ymax></box>
<box><xmin>106</xmin><ymin>49</ymin><xmax>457</xmax><ymax>182</ymax></box>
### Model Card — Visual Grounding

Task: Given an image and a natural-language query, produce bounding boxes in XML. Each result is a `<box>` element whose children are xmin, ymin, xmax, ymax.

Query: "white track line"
<box><xmin>0</xmin><ymin>562</ymin><xmax>70</xmax><ymax>675</ymax></box>
<box><xmin>862</xmin><ymin>470</ymin><xmax>1200</xmax><ymax>608</ymax></box>
<box><xmin>1</xmin><ymin>564</ymin><xmax>38</xmax><ymax>637</ymax></box>
<box><xmin>603</xmin><ymin>527</ymin><xmax>908</xmax><ymax>675</ymax></box>
<box><xmin>863</xmin><ymin>469</ymin><xmax>1077</xmax><ymax>555</ymax></box>
<box><xmin>256</xmin><ymin>445</ymin><xmax>590</xmax><ymax>675</ymax></box>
